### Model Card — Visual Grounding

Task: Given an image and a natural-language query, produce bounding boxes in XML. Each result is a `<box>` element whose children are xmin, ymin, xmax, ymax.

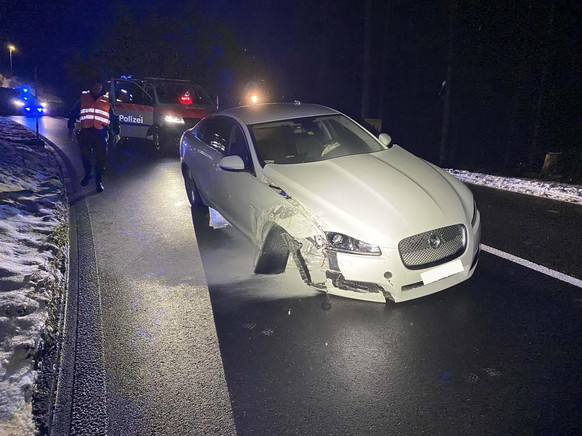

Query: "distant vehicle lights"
<box><xmin>24</xmin><ymin>105</ymin><xmax>44</xmax><ymax>114</ymax></box>
<box><xmin>2</xmin><ymin>85</ymin><xmax>51</xmax><ymax>116</ymax></box>
<box><xmin>12</xmin><ymin>95</ymin><xmax>46</xmax><ymax>116</ymax></box>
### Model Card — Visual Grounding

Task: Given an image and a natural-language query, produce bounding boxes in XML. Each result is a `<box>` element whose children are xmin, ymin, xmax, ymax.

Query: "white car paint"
<box><xmin>180</xmin><ymin>103</ymin><xmax>481</xmax><ymax>303</ymax></box>
<box><xmin>262</xmin><ymin>146</ymin><xmax>474</xmax><ymax>248</ymax></box>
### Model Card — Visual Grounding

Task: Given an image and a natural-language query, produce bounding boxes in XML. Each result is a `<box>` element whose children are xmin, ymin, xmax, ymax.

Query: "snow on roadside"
<box><xmin>447</xmin><ymin>169</ymin><xmax>582</xmax><ymax>205</ymax></box>
<box><xmin>0</xmin><ymin>118</ymin><xmax>68</xmax><ymax>434</ymax></box>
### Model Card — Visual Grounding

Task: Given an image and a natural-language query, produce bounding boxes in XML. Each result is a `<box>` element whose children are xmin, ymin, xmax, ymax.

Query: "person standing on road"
<box><xmin>68</xmin><ymin>81</ymin><xmax>119</xmax><ymax>193</ymax></box>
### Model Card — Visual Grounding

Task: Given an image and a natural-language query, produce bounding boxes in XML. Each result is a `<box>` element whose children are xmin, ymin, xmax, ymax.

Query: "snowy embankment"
<box><xmin>447</xmin><ymin>169</ymin><xmax>582</xmax><ymax>205</ymax></box>
<box><xmin>0</xmin><ymin>118</ymin><xmax>67</xmax><ymax>434</ymax></box>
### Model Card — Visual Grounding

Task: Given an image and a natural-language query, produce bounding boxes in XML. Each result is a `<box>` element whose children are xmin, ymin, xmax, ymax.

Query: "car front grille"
<box><xmin>398</xmin><ymin>224</ymin><xmax>466</xmax><ymax>270</ymax></box>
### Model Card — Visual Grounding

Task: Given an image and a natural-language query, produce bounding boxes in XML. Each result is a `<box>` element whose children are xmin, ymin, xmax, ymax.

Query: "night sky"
<box><xmin>1</xmin><ymin>0</ymin><xmax>580</xmax><ymax>177</ymax></box>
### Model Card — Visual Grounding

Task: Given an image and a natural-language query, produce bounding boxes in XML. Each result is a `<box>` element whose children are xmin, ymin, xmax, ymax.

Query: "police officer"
<box><xmin>68</xmin><ymin>81</ymin><xmax>119</xmax><ymax>193</ymax></box>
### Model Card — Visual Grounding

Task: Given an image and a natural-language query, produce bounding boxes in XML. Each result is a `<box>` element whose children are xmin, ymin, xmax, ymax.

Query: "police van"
<box><xmin>110</xmin><ymin>76</ymin><xmax>217</xmax><ymax>150</ymax></box>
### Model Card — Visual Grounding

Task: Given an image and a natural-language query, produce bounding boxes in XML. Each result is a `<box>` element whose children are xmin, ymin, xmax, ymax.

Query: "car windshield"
<box><xmin>249</xmin><ymin>115</ymin><xmax>385</xmax><ymax>166</ymax></box>
<box><xmin>154</xmin><ymin>82</ymin><xmax>213</xmax><ymax>105</ymax></box>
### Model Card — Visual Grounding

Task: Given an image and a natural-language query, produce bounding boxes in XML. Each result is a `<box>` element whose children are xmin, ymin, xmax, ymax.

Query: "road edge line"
<box><xmin>481</xmin><ymin>244</ymin><xmax>582</xmax><ymax>289</ymax></box>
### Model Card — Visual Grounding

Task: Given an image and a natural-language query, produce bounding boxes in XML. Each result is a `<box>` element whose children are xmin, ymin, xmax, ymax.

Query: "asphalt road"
<box><xmin>13</xmin><ymin>116</ymin><xmax>582</xmax><ymax>435</ymax></box>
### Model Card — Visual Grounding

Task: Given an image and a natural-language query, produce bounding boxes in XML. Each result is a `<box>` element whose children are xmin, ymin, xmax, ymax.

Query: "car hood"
<box><xmin>262</xmin><ymin>145</ymin><xmax>474</xmax><ymax>248</ymax></box>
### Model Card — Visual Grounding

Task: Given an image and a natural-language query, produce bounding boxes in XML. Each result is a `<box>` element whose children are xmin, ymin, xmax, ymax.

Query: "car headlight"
<box><xmin>12</xmin><ymin>99</ymin><xmax>25</xmax><ymax>107</ymax></box>
<box><xmin>326</xmin><ymin>232</ymin><xmax>381</xmax><ymax>256</ymax></box>
<box><xmin>164</xmin><ymin>114</ymin><xmax>184</xmax><ymax>124</ymax></box>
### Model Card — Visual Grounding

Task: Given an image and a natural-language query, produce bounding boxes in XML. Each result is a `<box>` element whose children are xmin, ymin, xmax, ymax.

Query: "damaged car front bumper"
<box><xmin>287</xmin><ymin>213</ymin><xmax>481</xmax><ymax>304</ymax></box>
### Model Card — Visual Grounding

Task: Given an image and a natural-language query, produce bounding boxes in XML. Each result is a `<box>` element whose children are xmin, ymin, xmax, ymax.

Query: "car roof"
<box><xmin>218</xmin><ymin>103</ymin><xmax>340</xmax><ymax>125</ymax></box>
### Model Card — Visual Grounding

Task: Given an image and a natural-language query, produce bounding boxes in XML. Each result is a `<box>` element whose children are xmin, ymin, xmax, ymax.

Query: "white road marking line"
<box><xmin>481</xmin><ymin>244</ymin><xmax>582</xmax><ymax>289</ymax></box>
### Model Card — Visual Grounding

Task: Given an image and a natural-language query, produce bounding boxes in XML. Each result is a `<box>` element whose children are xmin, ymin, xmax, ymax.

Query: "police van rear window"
<box><xmin>155</xmin><ymin>83</ymin><xmax>213</xmax><ymax>106</ymax></box>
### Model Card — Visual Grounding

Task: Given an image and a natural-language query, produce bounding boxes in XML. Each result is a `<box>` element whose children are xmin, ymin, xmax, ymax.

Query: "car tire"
<box><xmin>183</xmin><ymin>167</ymin><xmax>206</xmax><ymax>207</ymax></box>
<box><xmin>254</xmin><ymin>225</ymin><xmax>290</xmax><ymax>274</ymax></box>
<box><xmin>152</xmin><ymin>127</ymin><xmax>165</xmax><ymax>152</ymax></box>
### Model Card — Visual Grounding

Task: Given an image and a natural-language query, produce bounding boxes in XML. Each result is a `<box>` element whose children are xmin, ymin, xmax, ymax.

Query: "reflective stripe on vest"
<box><xmin>80</xmin><ymin>91</ymin><xmax>111</xmax><ymax>130</ymax></box>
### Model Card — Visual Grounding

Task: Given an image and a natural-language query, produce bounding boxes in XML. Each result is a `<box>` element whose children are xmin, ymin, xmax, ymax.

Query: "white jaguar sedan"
<box><xmin>180</xmin><ymin>103</ymin><xmax>481</xmax><ymax>303</ymax></box>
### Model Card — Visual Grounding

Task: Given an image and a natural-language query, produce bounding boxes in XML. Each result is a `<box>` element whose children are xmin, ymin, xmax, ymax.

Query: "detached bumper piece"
<box><xmin>325</xmin><ymin>270</ymin><xmax>387</xmax><ymax>303</ymax></box>
<box><xmin>326</xmin><ymin>271</ymin><xmax>384</xmax><ymax>295</ymax></box>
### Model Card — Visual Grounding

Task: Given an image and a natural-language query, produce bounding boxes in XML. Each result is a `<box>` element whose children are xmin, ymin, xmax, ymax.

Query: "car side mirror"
<box><xmin>379</xmin><ymin>133</ymin><xmax>393</xmax><ymax>149</ymax></box>
<box><xmin>219</xmin><ymin>155</ymin><xmax>245</xmax><ymax>172</ymax></box>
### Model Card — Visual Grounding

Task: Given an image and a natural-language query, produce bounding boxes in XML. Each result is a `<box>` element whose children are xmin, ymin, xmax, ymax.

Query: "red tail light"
<box><xmin>180</xmin><ymin>92</ymin><xmax>193</xmax><ymax>105</ymax></box>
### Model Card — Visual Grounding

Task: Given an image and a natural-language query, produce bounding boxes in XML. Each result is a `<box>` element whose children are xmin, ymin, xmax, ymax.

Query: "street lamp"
<box><xmin>7</xmin><ymin>44</ymin><xmax>16</xmax><ymax>76</ymax></box>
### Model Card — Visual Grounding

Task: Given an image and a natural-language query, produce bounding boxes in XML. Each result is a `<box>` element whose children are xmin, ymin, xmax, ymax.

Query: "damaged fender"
<box><xmin>253</xmin><ymin>192</ymin><xmax>328</xmax><ymax>288</ymax></box>
<box><xmin>253</xmin><ymin>185</ymin><xmax>388</xmax><ymax>303</ymax></box>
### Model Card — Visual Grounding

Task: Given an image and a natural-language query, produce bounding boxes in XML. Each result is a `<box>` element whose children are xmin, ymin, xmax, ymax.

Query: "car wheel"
<box><xmin>183</xmin><ymin>167</ymin><xmax>206</xmax><ymax>207</ymax></box>
<box><xmin>254</xmin><ymin>225</ymin><xmax>290</xmax><ymax>274</ymax></box>
<box><xmin>152</xmin><ymin>128</ymin><xmax>164</xmax><ymax>152</ymax></box>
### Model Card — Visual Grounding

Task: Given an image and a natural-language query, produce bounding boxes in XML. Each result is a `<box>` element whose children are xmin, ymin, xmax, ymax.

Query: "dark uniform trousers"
<box><xmin>79</xmin><ymin>127</ymin><xmax>108</xmax><ymax>183</ymax></box>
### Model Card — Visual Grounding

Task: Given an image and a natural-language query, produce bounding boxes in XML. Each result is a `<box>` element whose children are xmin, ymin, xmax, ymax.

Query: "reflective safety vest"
<box><xmin>79</xmin><ymin>91</ymin><xmax>110</xmax><ymax>130</ymax></box>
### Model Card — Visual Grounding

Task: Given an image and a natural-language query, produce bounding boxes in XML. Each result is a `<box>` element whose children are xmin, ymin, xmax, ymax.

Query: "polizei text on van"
<box><xmin>119</xmin><ymin>114</ymin><xmax>145</xmax><ymax>124</ymax></box>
